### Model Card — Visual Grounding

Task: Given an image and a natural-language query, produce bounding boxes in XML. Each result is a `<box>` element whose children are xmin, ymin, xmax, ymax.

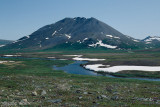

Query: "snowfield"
<box><xmin>133</xmin><ymin>39</ymin><xmax>140</xmax><ymax>42</ymax></box>
<box><xmin>65</xmin><ymin>34</ymin><xmax>71</xmax><ymax>39</ymax></box>
<box><xmin>0</xmin><ymin>61</ymin><xmax>15</xmax><ymax>64</ymax></box>
<box><xmin>73</xmin><ymin>57</ymin><xmax>105</xmax><ymax>61</ymax></box>
<box><xmin>84</xmin><ymin>64</ymin><xmax>160</xmax><ymax>73</ymax></box>
<box><xmin>3</xmin><ymin>55</ymin><xmax>21</xmax><ymax>57</ymax></box>
<box><xmin>52</xmin><ymin>31</ymin><xmax>57</xmax><ymax>36</ymax></box>
<box><xmin>63</xmin><ymin>55</ymin><xmax>82</xmax><ymax>57</ymax></box>
<box><xmin>63</xmin><ymin>55</ymin><xmax>105</xmax><ymax>61</ymax></box>
<box><xmin>89</xmin><ymin>40</ymin><xmax>117</xmax><ymax>49</ymax></box>
<box><xmin>0</xmin><ymin>45</ymin><xmax>5</xmax><ymax>47</ymax></box>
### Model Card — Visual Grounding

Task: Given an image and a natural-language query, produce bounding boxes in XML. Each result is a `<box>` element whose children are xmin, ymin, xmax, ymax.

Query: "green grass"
<box><xmin>0</xmin><ymin>52</ymin><xmax>160</xmax><ymax>106</ymax></box>
<box><xmin>0</xmin><ymin>58</ymin><xmax>73</xmax><ymax>75</ymax></box>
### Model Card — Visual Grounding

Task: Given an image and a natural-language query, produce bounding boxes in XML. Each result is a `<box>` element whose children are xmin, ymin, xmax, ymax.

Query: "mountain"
<box><xmin>0</xmin><ymin>39</ymin><xmax>13</xmax><ymax>47</ymax></box>
<box><xmin>142</xmin><ymin>36</ymin><xmax>160</xmax><ymax>48</ymax></box>
<box><xmin>2</xmin><ymin>17</ymin><xmax>146</xmax><ymax>50</ymax></box>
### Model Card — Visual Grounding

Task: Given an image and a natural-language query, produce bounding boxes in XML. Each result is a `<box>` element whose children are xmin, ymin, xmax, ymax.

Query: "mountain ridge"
<box><xmin>0</xmin><ymin>39</ymin><xmax>13</xmax><ymax>47</ymax></box>
<box><xmin>1</xmin><ymin>17</ymin><xmax>158</xmax><ymax>50</ymax></box>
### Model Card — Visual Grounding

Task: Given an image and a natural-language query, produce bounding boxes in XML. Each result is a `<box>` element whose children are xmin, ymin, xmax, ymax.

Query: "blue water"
<box><xmin>53</xmin><ymin>60</ymin><xmax>160</xmax><ymax>81</ymax></box>
<box><xmin>54</xmin><ymin>61</ymin><xmax>113</xmax><ymax>77</ymax></box>
<box><xmin>1</xmin><ymin>56</ymin><xmax>160</xmax><ymax>81</ymax></box>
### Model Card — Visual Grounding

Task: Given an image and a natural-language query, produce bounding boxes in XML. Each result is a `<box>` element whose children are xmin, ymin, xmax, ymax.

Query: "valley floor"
<box><xmin>0</xmin><ymin>50</ymin><xmax>160</xmax><ymax>106</ymax></box>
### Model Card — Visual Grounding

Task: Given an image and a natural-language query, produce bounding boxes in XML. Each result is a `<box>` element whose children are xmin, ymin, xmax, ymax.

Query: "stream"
<box><xmin>53</xmin><ymin>60</ymin><xmax>160</xmax><ymax>81</ymax></box>
<box><xmin>1</xmin><ymin>56</ymin><xmax>160</xmax><ymax>81</ymax></box>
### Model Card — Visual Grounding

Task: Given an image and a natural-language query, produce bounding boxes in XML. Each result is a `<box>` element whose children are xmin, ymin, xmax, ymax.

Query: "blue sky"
<box><xmin>0</xmin><ymin>0</ymin><xmax>160</xmax><ymax>40</ymax></box>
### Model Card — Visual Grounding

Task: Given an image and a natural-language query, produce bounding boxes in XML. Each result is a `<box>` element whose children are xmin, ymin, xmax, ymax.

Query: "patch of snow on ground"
<box><xmin>63</xmin><ymin>55</ymin><xmax>82</xmax><ymax>57</ymax></box>
<box><xmin>0</xmin><ymin>45</ymin><xmax>5</xmax><ymax>47</ymax></box>
<box><xmin>26</xmin><ymin>35</ymin><xmax>30</xmax><ymax>38</ymax></box>
<box><xmin>13</xmin><ymin>41</ymin><xmax>18</xmax><ymax>43</ymax></box>
<box><xmin>0</xmin><ymin>61</ymin><xmax>7</xmax><ymax>63</ymax></box>
<box><xmin>98</xmin><ymin>41</ymin><xmax>117</xmax><ymax>48</ymax></box>
<box><xmin>65</xmin><ymin>34</ymin><xmax>71</xmax><ymax>39</ymax></box>
<box><xmin>52</xmin><ymin>31</ymin><xmax>57</xmax><ymax>36</ymax></box>
<box><xmin>146</xmin><ymin>42</ymin><xmax>151</xmax><ymax>44</ymax></box>
<box><xmin>83</xmin><ymin>38</ymin><xmax>88</xmax><ymax>42</ymax></box>
<box><xmin>3</xmin><ymin>55</ymin><xmax>21</xmax><ymax>57</ymax></box>
<box><xmin>106</xmin><ymin>35</ymin><xmax>113</xmax><ymax>38</ymax></box>
<box><xmin>88</xmin><ymin>44</ymin><xmax>96</xmax><ymax>47</ymax></box>
<box><xmin>64</xmin><ymin>55</ymin><xmax>105</xmax><ymax>61</ymax></box>
<box><xmin>114</xmin><ymin>36</ymin><xmax>120</xmax><ymax>39</ymax></box>
<box><xmin>77</xmin><ymin>40</ymin><xmax>81</xmax><ymax>43</ymax></box>
<box><xmin>85</xmin><ymin>64</ymin><xmax>160</xmax><ymax>73</ymax></box>
<box><xmin>0</xmin><ymin>61</ymin><xmax>15</xmax><ymax>64</ymax></box>
<box><xmin>133</xmin><ymin>39</ymin><xmax>140</xmax><ymax>42</ymax></box>
<box><xmin>89</xmin><ymin>40</ymin><xmax>117</xmax><ymax>49</ymax></box>
<box><xmin>106</xmin><ymin>35</ymin><xmax>120</xmax><ymax>39</ymax></box>
<box><xmin>73</xmin><ymin>57</ymin><xmax>105</xmax><ymax>61</ymax></box>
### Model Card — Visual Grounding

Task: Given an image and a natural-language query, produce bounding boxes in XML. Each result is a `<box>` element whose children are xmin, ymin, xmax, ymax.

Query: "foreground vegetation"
<box><xmin>0</xmin><ymin>54</ymin><xmax>160</xmax><ymax>106</ymax></box>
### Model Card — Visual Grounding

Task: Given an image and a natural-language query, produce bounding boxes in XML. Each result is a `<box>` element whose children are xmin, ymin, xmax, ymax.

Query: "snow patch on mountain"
<box><xmin>0</xmin><ymin>45</ymin><xmax>5</xmax><ymax>47</ymax></box>
<box><xmin>106</xmin><ymin>35</ymin><xmax>120</xmax><ymax>39</ymax></box>
<box><xmin>143</xmin><ymin>36</ymin><xmax>160</xmax><ymax>42</ymax></box>
<box><xmin>145</xmin><ymin>42</ymin><xmax>151</xmax><ymax>44</ymax></box>
<box><xmin>114</xmin><ymin>36</ymin><xmax>120</xmax><ymax>39</ymax></box>
<box><xmin>106</xmin><ymin>35</ymin><xmax>113</xmax><ymax>38</ymax></box>
<box><xmin>83</xmin><ymin>38</ymin><xmax>88</xmax><ymax>42</ymax></box>
<box><xmin>52</xmin><ymin>31</ymin><xmax>57</xmax><ymax>36</ymax></box>
<box><xmin>12</xmin><ymin>35</ymin><xmax>30</xmax><ymax>44</ymax></box>
<box><xmin>89</xmin><ymin>40</ymin><xmax>117</xmax><ymax>49</ymax></box>
<box><xmin>77</xmin><ymin>40</ymin><xmax>81</xmax><ymax>43</ymax></box>
<box><xmin>65</xmin><ymin>34</ymin><xmax>71</xmax><ymax>39</ymax></box>
<box><xmin>26</xmin><ymin>35</ymin><xmax>30</xmax><ymax>38</ymax></box>
<box><xmin>133</xmin><ymin>39</ymin><xmax>140</xmax><ymax>42</ymax></box>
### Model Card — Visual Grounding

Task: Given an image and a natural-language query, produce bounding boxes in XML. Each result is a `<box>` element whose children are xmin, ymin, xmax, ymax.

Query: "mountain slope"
<box><xmin>142</xmin><ymin>36</ymin><xmax>160</xmax><ymax>48</ymax></box>
<box><xmin>2</xmin><ymin>17</ymin><xmax>146</xmax><ymax>50</ymax></box>
<box><xmin>0</xmin><ymin>39</ymin><xmax>13</xmax><ymax>47</ymax></box>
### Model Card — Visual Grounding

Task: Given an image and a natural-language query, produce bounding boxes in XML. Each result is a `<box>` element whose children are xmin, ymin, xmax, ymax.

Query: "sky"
<box><xmin>0</xmin><ymin>0</ymin><xmax>160</xmax><ymax>40</ymax></box>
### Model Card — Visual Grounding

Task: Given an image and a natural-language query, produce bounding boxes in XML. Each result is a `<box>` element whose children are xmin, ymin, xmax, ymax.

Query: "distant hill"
<box><xmin>1</xmin><ymin>17</ymin><xmax>154</xmax><ymax>50</ymax></box>
<box><xmin>141</xmin><ymin>36</ymin><xmax>160</xmax><ymax>48</ymax></box>
<box><xmin>0</xmin><ymin>39</ymin><xmax>13</xmax><ymax>47</ymax></box>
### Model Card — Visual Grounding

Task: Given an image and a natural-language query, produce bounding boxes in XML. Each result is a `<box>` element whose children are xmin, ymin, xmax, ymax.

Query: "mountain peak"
<box><xmin>61</xmin><ymin>17</ymin><xmax>98</xmax><ymax>22</ymax></box>
<box><xmin>143</xmin><ymin>36</ymin><xmax>160</xmax><ymax>41</ymax></box>
<box><xmin>2</xmin><ymin>17</ymin><xmax>147</xmax><ymax>50</ymax></box>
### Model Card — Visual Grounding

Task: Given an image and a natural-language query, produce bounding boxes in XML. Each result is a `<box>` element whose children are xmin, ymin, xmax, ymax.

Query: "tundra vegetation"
<box><xmin>0</xmin><ymin>50</ymin><xmax>160</xmax><ymax>106</ymax></box>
